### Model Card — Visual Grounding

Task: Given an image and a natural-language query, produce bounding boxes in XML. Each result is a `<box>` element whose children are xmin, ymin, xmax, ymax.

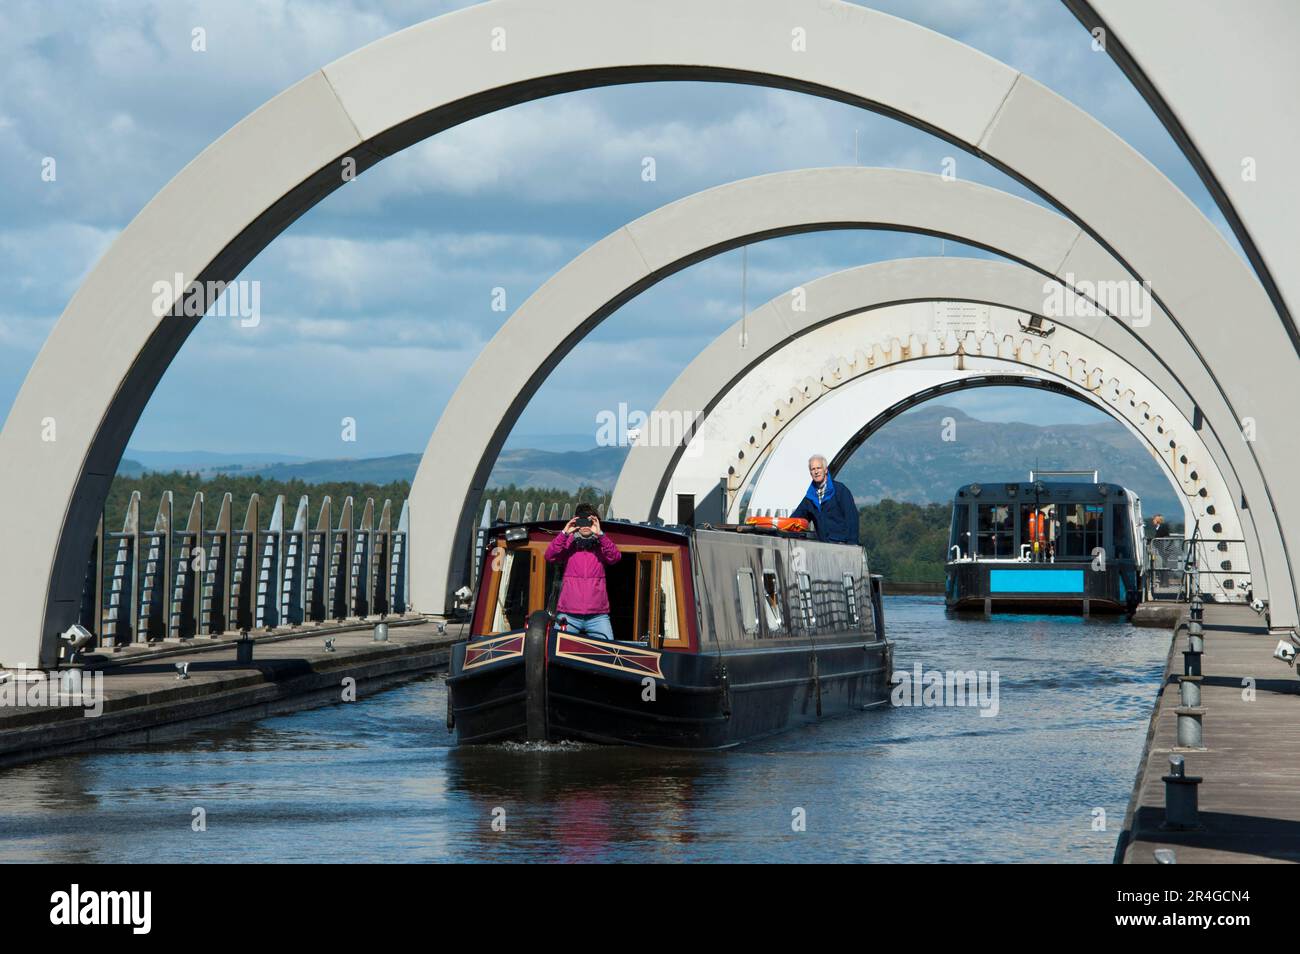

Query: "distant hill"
<box><xmin>488</xmin><ymin>445</ymin><xmax>629</xmax><ymax>491</ymax></box>
<box><xmin>239</xmin><ymin>453</ymin><xmax>423</xmax><ymax>484</ymax></box>
<box><xmin>116</xmin><ymin>445</ymin><xmax>632</xmax><ymax>492</ymax></box>
<box><xmin>115</xmin><ymin>405</ymin><xmax>1180</xmax><ymax>515</ymax></box>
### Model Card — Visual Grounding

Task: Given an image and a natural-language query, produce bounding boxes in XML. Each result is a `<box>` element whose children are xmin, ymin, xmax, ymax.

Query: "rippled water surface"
<box><xmin>0</xmin><ymin>597</ymin><xmax>1170</xmax><ymax>862</ymax></box>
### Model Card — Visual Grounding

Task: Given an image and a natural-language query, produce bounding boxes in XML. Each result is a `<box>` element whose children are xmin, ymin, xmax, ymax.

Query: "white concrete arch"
<box><xmin>741</xmin><ymin>368</ymin><xmax>1169</xmax><ymax>506</ymax></box>
<box><xmin>458</xmin><ymin>171</ymin><xmax>1274</xmax><ymax>619</ymax></box>
<box><xmin>419</xmin><ymin>167</ymin><xmax>1285</xmax><ymax>621</ymax></box>
<box><xmin>623</xmin><ymin>271</ymin><xmax>1249</xmax><ymax>591</ymax></box>
<box><xmin>738</xmin><ymin>361</ymin><xmax>1249</xmax><ymax>603</ymax></box>
<box><xmin>624</xmin><ymin>260</ymin><xmax>1238</xmax><ymax>530</ymax></box>
<box><xmin>1065</xmin><ymin>0</ymin><xmax>1300</xmax><ymax>344</ymax></box>
<box><xmin>660</xmin><ymin>294</ymin><xmax>1249</xmax><ymax>598</ymax></box>
<box><xmin>3</xmin><ymin>0</ymin><xmax>1296</xmax><ymax>664</ymax></box>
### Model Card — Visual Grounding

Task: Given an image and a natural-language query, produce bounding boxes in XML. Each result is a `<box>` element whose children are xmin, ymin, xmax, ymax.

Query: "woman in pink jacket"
<box><xmin>544</xmin><ymin>503</ymin><xmax>622</xmax><ymax>641</ymax></box>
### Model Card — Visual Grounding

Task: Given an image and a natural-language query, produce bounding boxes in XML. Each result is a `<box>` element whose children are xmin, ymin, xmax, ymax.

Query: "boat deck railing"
<box><xmin>1145</xmin><ymin>531</ymin><xmax>1249</xmax><ymax>603</ymax></box>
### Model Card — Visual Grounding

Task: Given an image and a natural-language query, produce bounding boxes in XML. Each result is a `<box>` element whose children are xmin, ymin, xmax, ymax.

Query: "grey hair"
<box><xmin>808</xmin><ymin>454</ymin><xmax>828</xmax><ymax>467</ymax></box>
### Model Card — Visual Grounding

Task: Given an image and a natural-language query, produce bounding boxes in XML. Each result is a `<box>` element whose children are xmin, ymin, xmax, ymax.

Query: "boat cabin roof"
<box><xmin>951</xmin><ymin>481</ymin><xmax>1131</xmax><ymax>504</ymax></box>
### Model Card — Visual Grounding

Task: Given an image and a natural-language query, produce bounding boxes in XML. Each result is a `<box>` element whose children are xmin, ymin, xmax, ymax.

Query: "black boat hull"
<box><xmin>448</xmin><ymin>612</ymin><xmax>892</xmax><ymax>749</ymax></box>
<box><xmin>944</xmin><ymin>560</ymin><xmax>1139</xmax><ymax>614</ymax></box>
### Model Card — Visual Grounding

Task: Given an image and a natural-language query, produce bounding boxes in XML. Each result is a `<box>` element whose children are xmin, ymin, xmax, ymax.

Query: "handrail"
<box><xmin>1183</xmin><ymin>521</ymin><xmax>1201</xmax><ymax>600</ymax></box>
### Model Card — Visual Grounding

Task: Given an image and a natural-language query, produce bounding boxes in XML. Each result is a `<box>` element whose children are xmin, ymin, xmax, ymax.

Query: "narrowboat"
<box><xmin>944</xmin><ymin>472</ymin><xmax>1143</xmax><ymax>614</ymax></box>
<box><xmin>447</xmin><ymin>520</ymin><xmax>892</xmax><ymax>748</ymax></box>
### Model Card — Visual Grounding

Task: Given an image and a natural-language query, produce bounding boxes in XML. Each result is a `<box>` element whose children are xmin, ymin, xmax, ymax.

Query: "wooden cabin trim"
<box><xmin>616</xmin><ymin>543</ymin><xmax>691</xmax><ymax>650</ymax></box>
<box><xmin>473</xmin><ymin>528</ymin><xmax>694</xmax><ymax>649</ymax></box>
<box><xmin>478</xmin><ymin>536</ymin><xmax>546</xmax><ymax>635</ymax></box>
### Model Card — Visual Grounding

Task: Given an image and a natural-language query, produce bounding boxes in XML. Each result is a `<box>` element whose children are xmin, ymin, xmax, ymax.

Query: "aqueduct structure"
<box><xmin>608</xmin><ymin>256</ymin><xmax>1251</xmax><ymax>602</ymax></box>
<box><xmin>1</xmin><ymin>0</ymin><xmax>1297</xmax><ymax>666</ymax></box>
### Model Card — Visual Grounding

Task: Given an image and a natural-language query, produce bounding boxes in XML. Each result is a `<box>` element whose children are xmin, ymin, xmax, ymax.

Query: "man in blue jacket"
<box><xmin>791</xmin><ymin>455</ymin><xmax>860</xmax><ymax>544</ymax></box>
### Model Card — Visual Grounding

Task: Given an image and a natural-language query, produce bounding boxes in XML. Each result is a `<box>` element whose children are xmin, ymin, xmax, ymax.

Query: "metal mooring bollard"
<box><xmin>1178</xmin><ymin>674</ymin><xmax>1202</xmax><ymax>708</ymax></box>
<box><xmin>236</xmin><ymin>638</ymin><xmax>254</xmax><ymax>664</ymax></box>
<box><xmin>373</xmin><ymin>622</ymin><xmax>389</xmax><ymax>642</ymax></box>
<box><xmin>1161</xmin><ymin>754</ymin><xmax>1203</xmax><ymax>830</ymax></box>
<box><xmin>324</xmin><ymin>636</ymin><xmax>337</xmax><ymax>653</ymax></box>
<box><xmin>1176</xmin><ymin>705</ymin><xmax>1206</xmax><ymax>748</ymax></box>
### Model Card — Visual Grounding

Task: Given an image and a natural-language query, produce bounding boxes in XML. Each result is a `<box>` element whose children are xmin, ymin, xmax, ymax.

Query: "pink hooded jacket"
<box><xmin>544</xmin><ymin>531</ymin><xmax>622</xmax><ymax>614</ymax></box>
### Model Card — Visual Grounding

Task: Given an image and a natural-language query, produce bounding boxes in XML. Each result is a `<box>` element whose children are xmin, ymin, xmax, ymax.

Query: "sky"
<box><xmin>0</xmin><ymin>0</ymin><xmax>1241</xmax><ymax>461</ymax></box>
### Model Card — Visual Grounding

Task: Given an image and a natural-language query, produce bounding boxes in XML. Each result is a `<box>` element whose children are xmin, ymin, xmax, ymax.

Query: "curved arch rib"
<box><xmin>417</xmin><ymin>169</ymin><xmax>1280</xmax><ymax>624</ymax></box>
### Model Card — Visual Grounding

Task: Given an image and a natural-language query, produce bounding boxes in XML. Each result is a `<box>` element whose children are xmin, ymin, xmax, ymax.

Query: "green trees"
<box><xmin>857</xmin><ymin>499</ymin><xmax>950</xmax><ymax>583</ymax></box>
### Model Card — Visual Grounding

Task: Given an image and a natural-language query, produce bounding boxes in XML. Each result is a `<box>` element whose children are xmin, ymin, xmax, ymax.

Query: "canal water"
<box><xmin>0</xmin><ymin>597</ymin><xmax>1169</xmax><ymax>863</ymax></box>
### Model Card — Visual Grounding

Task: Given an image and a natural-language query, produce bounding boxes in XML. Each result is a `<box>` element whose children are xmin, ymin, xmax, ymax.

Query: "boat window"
<box><xmin>976</xmin><ymin>504</ymin><xmax>1014</xmax><ymax>558</ymax></box>
<box><xmin>1112</xmin><ymin>503</ymin><xmax>1133</xmax><ymax>561</ymax></box>
<box><xmin>949</xmin><ymin>503</ymin><xmax>970</xmax><ymax>556</ymax></box>
<box><xmin>634</xmin><ymin>554</ymin><xmax>656</xmax><ymax>641</ymax></box>
<box><xmin>1058</xmin><ymin>503</ymin><xmax>1105</xmax><ymax>560</ymax></box>
<box><xmin>625</xmin><ymin>549</ymin><xmax>688</xmax><ymax>648</ymax></box>
<box><xmin>843</xmin><ymin>573</ymin><xmax>859</xmax><ymax>625</ymax></box>
<box><xmin>491</xmin><ymin>549</ymin><xmax>531</xmax><ymax>633</ymax></box>
<box><xmin>1019</xmin><ymin>503</ymin><xmax>1056</xmax><ymax>559</ymax></box>
<box><xmin>659</xmin><ymin>554</ymin><xmax>681</xmax><ymax>643</ymax></box>
<box><xmin>736</xmin><ymin>568</ymin><xmax>760</xmax><ymax>636</ymax></box>
<box><xmin>605</xmin><ymin>556</ymin><xmax>638</xmax><ymax>640</ymax></box>
<box><xmin>797</xmin><ymin>572</ymin><xmax>815</xmax><ymax>629</ymax></box>
<box><xmin>761</xmin><ymin>569</ymin><xmax>784</xmax><ymax>632</ymax></box>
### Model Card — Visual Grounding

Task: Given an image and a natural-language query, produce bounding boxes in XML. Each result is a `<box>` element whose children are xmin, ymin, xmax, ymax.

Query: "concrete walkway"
<box><xmin>0</xmin><ymin>618</ymin><xmax>465</xmax><ymax>768</ymax></box>
<box><xmin>1117</xmin><ymin>603</ymin><xmax>1300</xmax><ymax>863</ymax></box>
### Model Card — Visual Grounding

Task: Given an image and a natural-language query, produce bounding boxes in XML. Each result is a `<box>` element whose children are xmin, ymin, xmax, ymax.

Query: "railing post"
<box><xmin>170</xmin><ymin>492</ymin><xmax>203</xmax><ymax>639</ymax></box>
<box><xmin>330</xmin><ymin>497</ymin><xmax>354</xmax><ymax>621</ymax></box>
<box><xmin>93</xmin><ymin>513</ymin><xmax>104</xmax><ymax>639</ymax></box>
<box><xmin>391</xmin><ymin>499</ymin><xmax>409</xmax><ymax>614</ymax></box>
<box><xmin>353</xmin><ymin>498</ymin><xmax>374</xmax><ymax>618</ymax></box>
<box><xmin>304</xmin><ymin>496</ymin><xmax>331</xmax><ymax>624</ymax></box>
<box><xmin>200</xmin><ymin>492</ymin><xmax>232</xmax><ymax>635</ymax></box>
<box><xmin>101</xmin><ymin>491</ymin><xmax>141</xmax><ymax>649</ymax></box>
<box><xmin>374</xmin><ymin>500</ymin><xmax>392</xmax><ymax>617</ymax></box>
<box><xmin>281</xmin><ymin>495</ymin><xmax>309</xmax><ymax>626</ymax></box>
<box><xmin>256</xmin><ymin>495</ymin><xmax>283</xmax><ymax>630</ymax></box>
<box><xmin>129</xmin><ymin>492</ymin><xmax>140</xmax><ymax>643</ymax></box>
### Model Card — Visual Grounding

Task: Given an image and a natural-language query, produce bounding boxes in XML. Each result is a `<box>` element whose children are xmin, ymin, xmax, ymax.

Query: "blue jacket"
<box><xmin>791</xmin><ymin>479</ymin><xmax>859</xmax><ymax>544</ymax></box>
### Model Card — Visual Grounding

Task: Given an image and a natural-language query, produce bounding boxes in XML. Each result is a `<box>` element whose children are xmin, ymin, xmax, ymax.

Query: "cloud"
<box><xmin>0</xmin><ymin>0</ymin><xmax>1246</xmax><ymax>459</ymax></box>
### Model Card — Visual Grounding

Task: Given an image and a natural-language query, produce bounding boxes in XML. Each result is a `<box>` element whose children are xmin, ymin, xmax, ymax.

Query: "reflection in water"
<box><xmin>448</xmin><ymin>744</ymin><xmax>709</xmax><ymax>862</ymax></box>
<box><xmin>0</xmin><ymin>597</ymin><xmax>1169</xmax><ymax>863</ymax></box>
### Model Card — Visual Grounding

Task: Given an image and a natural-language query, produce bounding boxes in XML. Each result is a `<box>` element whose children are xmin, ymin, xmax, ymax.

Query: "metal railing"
<box><xmin>81</xmin><ymin>491</ymin><xmax>409</xmax><ymax>649</ymax></box>
<box><xmin>1144</xmin><ymin>527</ymin><xmax>1250</xmax><ymax>603</ymax></box>
<box><xmin>1146</xmin><ymin>534</ymin><xmax>1191</xmax><ymax>601</ymax></box>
